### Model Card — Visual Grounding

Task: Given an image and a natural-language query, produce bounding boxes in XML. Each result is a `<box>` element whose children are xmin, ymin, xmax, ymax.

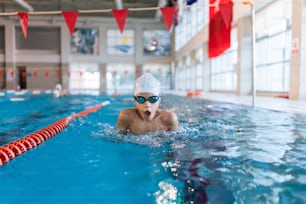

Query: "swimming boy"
<box><xmin>116</xmin><ymin>73</ymin><xmax>178</xmax><ymax>134</ymax></box>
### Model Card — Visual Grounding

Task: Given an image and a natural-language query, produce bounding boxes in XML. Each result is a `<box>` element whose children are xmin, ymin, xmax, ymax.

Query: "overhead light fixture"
<box><xmin>14</xmin><ymin>0</ymin><xmax>34</xmax><ymax>12</ymax></box>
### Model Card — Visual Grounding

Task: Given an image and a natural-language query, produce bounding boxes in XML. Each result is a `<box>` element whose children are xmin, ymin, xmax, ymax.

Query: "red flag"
<box><xmin>45</xmin><ymin>72</ymin><xmax>49</xmax><ymax>78</ymax></box>
<box><xmin>160</xmin><ymin>7</ymin><xmax>176</xmax><ymax>31</ymax></box>
<box><xmin>112</xmin><ymin>9</ymin><xmax>128</xmax><ymax>34</ymax></box>
<box><xmin>18</xmin><ymin>12</ymin><xmax>28</xmax><ymax>39</ymax></box>
<box><xmin>62</xmin><ymin>11</ymin><xmax>79</xmax><ymax>36</ymax></box>
<box><xmin>220</xmin><ymin>1</ymin><xmax>233</xmax><ymax>29</ymax></box>
<box><xmin>22</xmin><ymin>71</ymin><xmax>26</xmax><ymax>78</ymax></box>
<box><xmin>33</xmin><ymin>71</ymin><xmax>37</xmax><ymax>78</ymax></box>
<box><xmin>56</xmin><ymin>71</ymin><xmax>61</xmax><ymax>78</ymax></box>
<box><xmin>208</xmin><ymin>0</ymin><xmax>233</xmax><ymax>58</ymax></box>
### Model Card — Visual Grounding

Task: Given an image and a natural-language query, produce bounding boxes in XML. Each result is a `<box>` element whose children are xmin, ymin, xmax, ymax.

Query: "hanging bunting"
<box><xmin>22</xmin><ymin>71</ymin><xmax>26</xmax><ymax>78</ymax></box>
<box><xmin>160</xmin><ymin>7</ymin><xmax>176</xmax><ymax>31</ymax></box>
<box><xmin>18</xmin><ymin>12</ymin><xmax>29</xmax><ymax>39</ymax></box>
<box><xmin>112</xmin><ymin>9</ymin><xmax>128</xmax><ymax>34</ymax></box>
<box><xmin>101</xmin><ymin>70</ymin><xmax>106</xmax><ymax>76</ymax></box>
<box><xmin>56</xmin><ymin>71</ymin><xmax>61</xmax><ymax>78</ymax></box>
<box><xmin>208</xmin><ymin>0</ymin><xmax>233</xmax><ymax>58</ymax></box>
<box><xmin>62</xmin><ymin>11</ymin><xmax>79</xmax><ymax>36</ymax></box>
<box><xmin>135</xmin><ymin>69</ymin><xmax>140</xmax><ymax>75</ymax></box>
<box><xmin>45</xmin><ymin>71</ymin><xmax>49</xmax><ymax>78</ymax></box>
<box><xmin>33</xmin><ymin>71</ymin><xmax>38</xmax><ymax>78</ymax></box>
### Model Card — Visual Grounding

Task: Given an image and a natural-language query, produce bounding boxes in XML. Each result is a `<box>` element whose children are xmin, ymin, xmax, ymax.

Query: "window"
<box><xmin>210</xmin><ymin>29</ymin><xmax>237</xmax><ymax>91</ymax></box>
<box><xmin>255</xmin><ymin>0</ymin><xmax>291</xmax><ymax>92</ymax></box>
<box><xmin>106</xmin><ymin>63</ymin><xmax>135</xmax><ymax>95</ymax></box>
<box><xmin>69</xmin><ymin>63</ymin><xmax>100</xmax><ymax>95</ymax></box>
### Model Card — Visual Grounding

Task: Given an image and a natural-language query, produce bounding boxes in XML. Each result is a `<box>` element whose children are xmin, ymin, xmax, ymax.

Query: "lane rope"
<box><xmin>0</xmin><ymin>100</ymin><xmax>110</xmax><ymax>167</ymax></box>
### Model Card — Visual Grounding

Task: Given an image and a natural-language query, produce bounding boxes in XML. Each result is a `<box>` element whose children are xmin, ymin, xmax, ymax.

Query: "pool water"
<box><xmin>1</xmin><ymin>94</ymin><xmax>306</xmax><ymax>203</ymax></box>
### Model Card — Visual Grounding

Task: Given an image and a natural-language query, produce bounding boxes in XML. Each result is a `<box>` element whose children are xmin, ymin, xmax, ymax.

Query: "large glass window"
<box><xmin>255</xmin><ymin>0</ymin><xmax>291</xmax><ymax>92</ymax></box>
<box><xmin>69</xmin><ymin>63</ymin><xmax>100</xmax><ymax>95</ymax></box>
<box><xmin>143</xmin><ymin>64</ymin><xmax>171</xmax><ymax>90</ymax></box>
<box><xmin>106</xmin><ymin>63</ymin><xmax>135</xmax><ymax>95</ymax></box>
<box><xmin>210</xmin><ymin>29</ymin><xmax>238</xmax><ymax>91</ymax></box>
<box><xmin>175</xmin><ymin>0</ymin><xmax>208</xmax><ymax>51</ymax></box>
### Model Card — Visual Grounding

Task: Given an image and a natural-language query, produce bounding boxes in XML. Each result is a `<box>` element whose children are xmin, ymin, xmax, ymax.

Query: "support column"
<box><xmin>290</xmin><ymin>0</ymin><xmax>306</xmax><ymax>99</ymax></box>
<box><xmin>237</xmin><ymin>16</ymin><xmax>253</xmax><ymax>96</ymax></box>
<box><xmin>5</xmin><ymin>23</ymin><xmax>16</xmax><ymax>89</ymax></box>
<box><xmin>61</xmin><ymin>63</ymin><xmax>69</xmax><ymax>90</ymax></box>
<box><xmin>99</xmin><ymin>63</ymin><xmax>106</xmax><ymax>93</ymax></box>
<box><xmin>202</xmin><ymin>42</ymin><xmax>210</xmax><ymax>92</ymax></box>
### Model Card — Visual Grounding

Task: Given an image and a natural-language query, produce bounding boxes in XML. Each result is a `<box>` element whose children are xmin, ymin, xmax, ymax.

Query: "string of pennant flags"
<box><xmin>2</xmin><ymin>0</ymin><xmax>251</xmax><ymax>39</ymax></box>
<box><xmin>0</xmin><ymin>0</ymin><xmax>252</xmax><ymax>57</ymax></box>
<box><xmin>0</xmin><ymin>68</ymin><xmax>161</xmax><ymax>79</ymax></box>
<box><xmin>15</xmin><ymin>7</ymin><xmax>177</xmax><ymax>39</ymax></box>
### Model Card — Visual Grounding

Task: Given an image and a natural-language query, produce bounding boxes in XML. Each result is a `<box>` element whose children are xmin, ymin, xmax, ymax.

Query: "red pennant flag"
<box><xmin>45</xmin><ymin>72</ymin><xmax>49</xmax><ymax>78</ymax></box>
<box><xmin>22</xmin><ymin>71</ymin><xmax>26</xmax><ymax>78</ymax></box>
<box><xmin>208</xmin><ymin>0</ymin><xmax>233</xmax><ymax>58</ymax></box>
<box><xmin>33</xmin><ymin>71</ymin><xmax>37</xmax><ymax>78</ymax></box>
<box><xmin>112</xmin><ymin>9</ymin><xmax>128</xmax><ymax>34</ymax></box>
<box><xmin>219</xmin><ymin>1</ymin><xmax>233</xmax><ymax>29</ymax></box>
<box><xmin>160</xmin><ymin>7</ymin><xmax>176</xmax><ymax>31</ymax></box>
<box><xmin>62</xmin><ymin>11</ymin><xmax>79</xmax><ymax>36</ymax></box>
<box><xmin>18</xmin><ymin>12</ymin><xmax>28</xmax><ymax>39</ymax></box>
<box><xmin>56</xmin><ymin>71</ymin><xmax>61</xmax><ymax>78</ymax></box>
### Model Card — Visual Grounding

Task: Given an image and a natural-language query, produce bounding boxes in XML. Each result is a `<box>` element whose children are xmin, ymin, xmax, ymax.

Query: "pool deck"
<box><xmin>170</xmin><ymin>91</ymin><xmax>306</xmax><ymax>115</ymax></box>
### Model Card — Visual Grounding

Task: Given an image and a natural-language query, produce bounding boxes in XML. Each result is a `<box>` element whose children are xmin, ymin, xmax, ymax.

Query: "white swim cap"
<box><xmin>55</xmin><ymin>84</ymin><xmax>62</xmax><ymax>90</ymax></box>
<box><xmin>134</xmin><ymin>73</ymin><xmax>160</xmax><ymax>95</ymax></box>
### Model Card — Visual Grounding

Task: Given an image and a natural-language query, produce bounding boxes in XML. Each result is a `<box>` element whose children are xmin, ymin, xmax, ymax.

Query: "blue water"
<box><xmin>1</xmin><ymin>94</ymin><xmax>306</xmax><ymax>204</ymax></box>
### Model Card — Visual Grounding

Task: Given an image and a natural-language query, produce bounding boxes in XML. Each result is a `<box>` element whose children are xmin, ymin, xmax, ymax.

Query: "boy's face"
<box><xmin>134</xmin><ymin>92</ymin><xmax>160</xmax><ymax>121</ymax></box>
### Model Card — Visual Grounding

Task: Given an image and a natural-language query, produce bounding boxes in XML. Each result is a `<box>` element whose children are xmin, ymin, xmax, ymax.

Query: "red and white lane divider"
<box><xmin>0</xmin><ymin>101</ymin><xmax>110</xmax><ymax>167</ymax></box>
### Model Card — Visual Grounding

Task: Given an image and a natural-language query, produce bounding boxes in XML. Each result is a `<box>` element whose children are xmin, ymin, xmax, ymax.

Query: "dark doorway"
<box><xmin>18</xmin><ymin>66</ymin><xmax>27</xmax><ymax>89</ymax></box>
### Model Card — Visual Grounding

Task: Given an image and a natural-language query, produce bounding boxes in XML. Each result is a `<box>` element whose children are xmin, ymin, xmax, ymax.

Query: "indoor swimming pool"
<box><xmin>0</xmin><ymin>94</ymin><xmax>306</xmax><ymax>203</ymax></box>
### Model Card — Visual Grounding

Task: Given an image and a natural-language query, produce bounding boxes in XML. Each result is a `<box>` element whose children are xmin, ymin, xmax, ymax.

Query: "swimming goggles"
<box><xmin>134</xmin><ymin>95</ymin><xmax>160</xmax><ymax>104</ymax></box>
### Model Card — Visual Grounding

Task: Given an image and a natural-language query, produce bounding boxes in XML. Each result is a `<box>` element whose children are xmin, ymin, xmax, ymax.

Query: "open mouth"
<box><xmin>144</xmin><ymin>111</ymin><xmax>151</xmax><ymax>116</ymax></box>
